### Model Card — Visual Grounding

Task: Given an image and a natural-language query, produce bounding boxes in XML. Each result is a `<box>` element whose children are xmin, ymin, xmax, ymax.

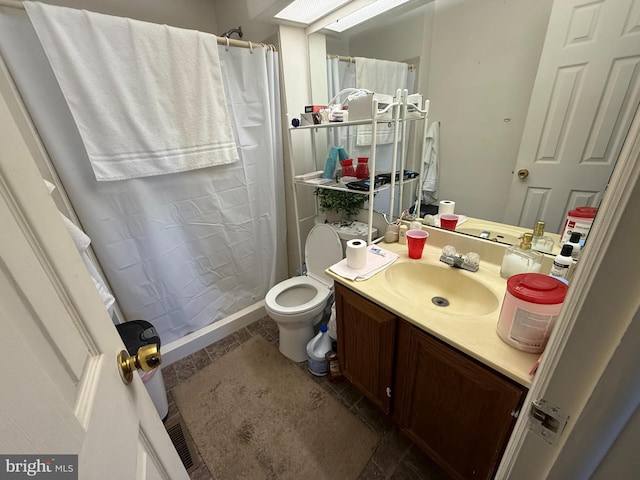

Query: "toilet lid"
<box><xmin>305</xmin><ymin>224</ymin><xmax>343</xmax><ymax>286</ymax></box>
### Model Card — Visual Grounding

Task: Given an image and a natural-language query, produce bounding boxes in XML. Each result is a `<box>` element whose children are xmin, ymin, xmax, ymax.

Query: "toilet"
<box><xmin>265</xmin><ymin>224</ymin><xmax>343</xmax><ymax>362</ymax></box>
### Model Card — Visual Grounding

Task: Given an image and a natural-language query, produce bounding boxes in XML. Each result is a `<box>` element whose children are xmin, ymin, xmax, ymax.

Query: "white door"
<box><xmin>503</xmin><ymin>0</ymin><xmax>640</xmax><ymax>233</ymax></box>
<box><xmin>0</xmin><ymin>82</ymin><xmax>188</xmax><ymax>479</ymax></box>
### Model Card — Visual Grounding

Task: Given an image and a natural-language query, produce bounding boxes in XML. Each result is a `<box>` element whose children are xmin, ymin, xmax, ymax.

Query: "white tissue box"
<box><xmin>404</xmin><ymin>94</ymin><xmax>423</xmax><ymax>119</ymax></box>
<box><xmin>348</xmin><ymin>93</ymin><xmax>394</xmax><ymax>121</ymax></box>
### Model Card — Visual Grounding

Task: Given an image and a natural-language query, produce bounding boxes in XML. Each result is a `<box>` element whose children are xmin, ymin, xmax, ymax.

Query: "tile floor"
<box><xmin>162</xmin><ymin>316</ymin><xmax>451</xmax><ymax>480</ymax></box>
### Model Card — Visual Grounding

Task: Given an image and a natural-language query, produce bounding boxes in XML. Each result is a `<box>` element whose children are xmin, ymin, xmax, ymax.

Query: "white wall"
<box><xmin>212</xmin><ymin>0</ymin><xmax>280</xmax><ymax>42</ymax></box>
<box><xmin>278</xmin><ymin>25</ymin><xmax>314</xmax><ymax>275</ymax></box>
<box><xmin>321</xmin><ymin>0</ymin><xmax>553</xmax><ymax>222</ymax></box>
<box><xmin>427</xmin><ymin>0</ymin><xmax>553</xmax><ymax>221</ymax></box>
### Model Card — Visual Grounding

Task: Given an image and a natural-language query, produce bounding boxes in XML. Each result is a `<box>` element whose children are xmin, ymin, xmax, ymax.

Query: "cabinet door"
<box><xmin>394</xmin><ymin>321</ymin><xmax>526</xmax><ymax>480</ymax></box>
<box><xmin>335</xmin><ymin>282</ymin><xmax>396</xmax><ymax>414</ymax></box>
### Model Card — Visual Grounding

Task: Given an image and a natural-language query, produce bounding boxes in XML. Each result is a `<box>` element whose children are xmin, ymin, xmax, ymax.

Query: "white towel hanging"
<box><xmin>25</xmin><ymin>2</ymin><xmax>239</xmax><ymax>181</ymax></box>
<box><xmin>422</xmin><ymin>121</ymin><xmax>440</xmax><ymax>205</ymax></box>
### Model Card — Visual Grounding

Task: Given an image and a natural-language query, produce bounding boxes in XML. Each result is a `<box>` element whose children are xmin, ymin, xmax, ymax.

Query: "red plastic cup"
<box><xmin>440</xmin><ymin>214</ymin><xmax>459</xmax><ymax>230</ymax></box>
<box><xmin>406</xmin><ymin>229</ymin><xmax>429</xmax><ymax>259</ymax></box>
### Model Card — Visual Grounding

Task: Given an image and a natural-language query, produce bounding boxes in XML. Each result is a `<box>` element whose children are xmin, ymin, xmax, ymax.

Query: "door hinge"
<box><xmin>386</xmin><ymin>387</ymin><xmax>392</xmax><ymax>398</ymax></box>
<box><xmin>529</xmin><ymin>399</ymin><xmax>568</xmax><ymax>445</ymax></box>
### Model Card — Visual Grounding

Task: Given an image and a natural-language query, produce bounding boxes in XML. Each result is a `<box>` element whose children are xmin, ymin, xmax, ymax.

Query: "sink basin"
<box><xmin>383</xmin><ymin>262</ymin><xmax>500</xmax><ymax>316</ymax></box>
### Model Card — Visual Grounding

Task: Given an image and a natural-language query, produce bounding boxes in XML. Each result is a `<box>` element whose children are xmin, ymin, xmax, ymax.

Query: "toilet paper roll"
<box><xmin>346</xmin><ymin>239</ymin><xmax>367</xmax><ymax>269</ymax></box>
<box><xmin>439</xmin><ymin>200</ymin><xmax>455</xmax><ymax>215</ymax></box>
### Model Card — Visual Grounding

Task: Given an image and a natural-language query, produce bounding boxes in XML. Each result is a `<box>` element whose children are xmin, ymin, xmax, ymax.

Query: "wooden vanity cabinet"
<box><xmin>334</xmin><ymin>282</ymin><xmax>396</xmax><ymax>414</ymax></box>
<box><xmin>334</xmin><ymin>282</ymin><xmax>527</xmax><ymax>480</ymax></box>
<box><xmin>394</xmin><ymin>321</ymin><xmax>526</xmax><ymax>480</ymax></box>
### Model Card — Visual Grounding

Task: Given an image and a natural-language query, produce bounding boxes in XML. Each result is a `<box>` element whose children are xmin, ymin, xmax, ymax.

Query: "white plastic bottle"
<box><xmin>564</xmin><ymin>232</ymin><xmax>582</xmax><ymax>259</ymax></box>
<box><xmin>549</xmin><ymin>244</ymin><xmax>573</xmax><ymax>279</ymax></box>
<box><xmin>306</xmin><ymin>325</ymin><xmax>332</xmax><ymax>376</ymax></box>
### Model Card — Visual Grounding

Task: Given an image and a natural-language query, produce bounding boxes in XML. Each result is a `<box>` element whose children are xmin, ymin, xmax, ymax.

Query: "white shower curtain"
<box><xmin>0</xmin><ymin>7</ymin><xmax>286</xmax><ymax>344</ymax></box>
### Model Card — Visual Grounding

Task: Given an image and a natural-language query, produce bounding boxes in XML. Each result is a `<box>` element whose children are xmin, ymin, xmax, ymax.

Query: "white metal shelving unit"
<box><xmin>288</xmin><ymin>89</ymin><xmax>430</xmax><ymax>273</ymax></box>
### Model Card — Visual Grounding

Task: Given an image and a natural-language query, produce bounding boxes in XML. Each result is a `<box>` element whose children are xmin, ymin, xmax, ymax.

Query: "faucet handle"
<box><xmin>464</xmin><ymin>252</ymin><xmax>480</xmax><ymax>268</ymax></box>
<box><xmin>442</xmin><ymin>245</ymin><xmax>457</xmax><ymax>257</ymax></box>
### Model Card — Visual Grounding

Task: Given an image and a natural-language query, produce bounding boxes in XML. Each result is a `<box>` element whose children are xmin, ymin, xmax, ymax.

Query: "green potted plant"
<box><xmin>314</xmin><ymin>188</ymin><xmax>367</xmax><ymax>222</ymax></box>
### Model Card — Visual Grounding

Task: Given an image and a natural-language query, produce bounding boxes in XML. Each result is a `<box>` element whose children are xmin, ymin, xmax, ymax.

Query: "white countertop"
<box><xmin>327</xmin><ymin>230</ymin><xmax>542</xmax><ymax>388</ymax></box>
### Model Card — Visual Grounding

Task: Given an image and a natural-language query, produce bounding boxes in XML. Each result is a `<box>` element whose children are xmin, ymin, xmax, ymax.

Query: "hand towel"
<box><xmin>355</xmin><ymin>57</ymin><xmax>408</xmax><ymax>146</ymax></box>
<box><xmin>422</xmin><ymin>121</ymin><xmax>440</xmax><ymax>205</ymax></box>
<box><xmin>329</xmin><ymin>246</ymin><xmax>398</xmax><ymax>281</ymax></box>
<box><xmin>25</xmin><ymin>2</ymin><xmax>238</xmax><ymax>181</ymax></box>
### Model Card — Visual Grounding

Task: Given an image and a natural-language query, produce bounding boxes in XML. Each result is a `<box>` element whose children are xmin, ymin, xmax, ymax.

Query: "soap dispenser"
<box><xmin>531</xmin><ymin>220</ymin><xmax>555</xmax><ymax>253</ymax></box>
<box><xmin>500</xmin><ymin>233</ymin><xmax>543</xmax><ymax>279</ymax></box>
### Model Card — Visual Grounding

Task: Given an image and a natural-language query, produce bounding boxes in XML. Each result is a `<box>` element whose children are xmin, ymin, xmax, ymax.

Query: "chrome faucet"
<box><xmin>439</xmin><ymin>245</ymin><xmax>480</xmax><ymax>272</ymax></box>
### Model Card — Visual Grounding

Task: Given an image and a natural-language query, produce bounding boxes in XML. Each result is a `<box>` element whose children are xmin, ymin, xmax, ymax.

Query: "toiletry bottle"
<box><xmin>355</xmin><ymin>157</ymin><xmax>370</xmax><ymax>179</ymax></box>
<box><xmin>325</xmin><ymin>350</ymin><xmax>343</xmax><ymax>383</ymax></box>
<box><xmin>564</xmin><ymin>232</ymin><xmax>582</xmax><ymax>259</ymax></box>
<box><xmin>531</xmin><ymin>220</ymin><xmax>555</xmax><ymax>253</ymax></box>
<box><xmin>500</xmin><ymin>233</ymin><xmax>543</xmax><ymax>279</ymax></box>
<box><xmin>340</xmin><ymin>158</ymin><xmax>356</xmax><ymax>177</ymax></box>
<box><xmin>398</xmin><ymin>225</ymin><xmax>408</xmax><ymax>245</ymax></box>
<box><xmin>549</xmin><ymin>244</ymin><xmax>573</xmax><ymax>279</ymax></box>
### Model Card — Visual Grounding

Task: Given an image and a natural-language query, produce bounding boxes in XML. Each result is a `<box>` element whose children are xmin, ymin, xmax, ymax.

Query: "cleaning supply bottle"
<box><xmin>531</xmin><ymin>220</ymin><xmax>555</xmax><ymax>253</ymax></box>
<box><xmin>306</xmin><ymin>325</ymin><xmax>332</xmax><ymax>376</ymax></box>
<box><xmin>500</xmin><ymin>233</ymin><xmax>543</xmax><ymax>279</ymax></box>
<box><xmin>549</xmin><ymin>244</ymin><xmax>573</xmax><ymax>280</ymax></box>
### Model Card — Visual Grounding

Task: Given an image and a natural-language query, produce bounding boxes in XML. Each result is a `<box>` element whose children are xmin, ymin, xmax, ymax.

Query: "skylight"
<box><xmin>323</xmin><ymin>0</ymin><xmax>410</xmax><ymax>33</ymax></box>
<box><xmin>274</xmin><ymin>0</ymin><xmax>352</xmax><ymax>25</ymax></box>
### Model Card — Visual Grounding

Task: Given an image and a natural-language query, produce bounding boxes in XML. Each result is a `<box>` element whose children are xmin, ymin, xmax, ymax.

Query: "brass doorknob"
<box><xmin>118</xmin><ymin>344</ymin><xmax>161</xmax><ymax>385</ymax></box>
<box><xmin>517</xmin><ymin>168</ymin><xmax>529</xmax><ymax>179</ymax></box>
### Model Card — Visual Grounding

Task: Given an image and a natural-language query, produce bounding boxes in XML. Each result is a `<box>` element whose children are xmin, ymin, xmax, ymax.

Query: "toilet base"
<box><xmin>276</xmin><ymin>317</ymin><xmax>321</xmax><ymax>363</ymax></box>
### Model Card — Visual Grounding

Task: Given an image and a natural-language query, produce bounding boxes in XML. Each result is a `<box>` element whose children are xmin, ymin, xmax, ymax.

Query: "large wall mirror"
<box><xmin>307</xmin><ymin>0</ymin><xmax>640</xmax><ymax>251</ymax></box>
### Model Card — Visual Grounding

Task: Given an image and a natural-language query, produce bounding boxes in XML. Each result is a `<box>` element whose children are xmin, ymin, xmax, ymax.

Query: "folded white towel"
<box><xmin>26</xmin><ymin>2</ymin><xmax>238</xmax><ymax>181</ymax></box>
<box><xmin>355</xmin><ymin>57</ymin><xmax>408</xmax><ymax>146</ymax></box>
<box><xmin>329</xmin><ymin>246</ymin><xmax>398</xmax><ymax>281</ymax></box>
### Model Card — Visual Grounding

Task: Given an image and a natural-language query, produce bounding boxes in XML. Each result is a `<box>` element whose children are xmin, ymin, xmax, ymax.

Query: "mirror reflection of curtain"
<box><xmin>0</xmin><ymin>6</ymin><xmax>286</xmax><ymax>344</ymax></box>
<box><xmin>326</xmin><ymin>56</ymin><xmax>416</xmax><ymax>217</ymax></box>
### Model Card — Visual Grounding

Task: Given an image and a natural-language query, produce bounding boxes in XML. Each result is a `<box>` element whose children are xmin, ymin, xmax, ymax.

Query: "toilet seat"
<box><xmin>264</xmin><ymin>276</ymin><xmax>330</xmax><ymax>316</ymax></box>
<box><xmin>265</xmin><ymin>224</ymin><xmax>343</xmax><ymax>315</ymax></box>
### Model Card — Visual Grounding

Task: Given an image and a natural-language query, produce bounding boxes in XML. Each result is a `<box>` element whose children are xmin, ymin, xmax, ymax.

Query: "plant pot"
<box><xmin>323</xmin><ymin>211</ymin><xmax>343</xmax><ymax>223</ymax></box>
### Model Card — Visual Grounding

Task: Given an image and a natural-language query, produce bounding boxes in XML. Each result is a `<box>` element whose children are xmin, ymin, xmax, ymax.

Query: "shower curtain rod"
<box><xmin>0</xmin><ymin>0</ymin><xmax>277</xmax><ymax>51</ymax></box>
<box><xmin>327</xmin><ymin>54</ymin><xmax>414</xmax><ymax>71</ymax></box>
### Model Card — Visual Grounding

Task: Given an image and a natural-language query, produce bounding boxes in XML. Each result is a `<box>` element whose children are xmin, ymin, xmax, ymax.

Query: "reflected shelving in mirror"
<box><xmin>306</xmin><ymin>0</ymin><xmax>635</xmax><ymax>249</ymax></box>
